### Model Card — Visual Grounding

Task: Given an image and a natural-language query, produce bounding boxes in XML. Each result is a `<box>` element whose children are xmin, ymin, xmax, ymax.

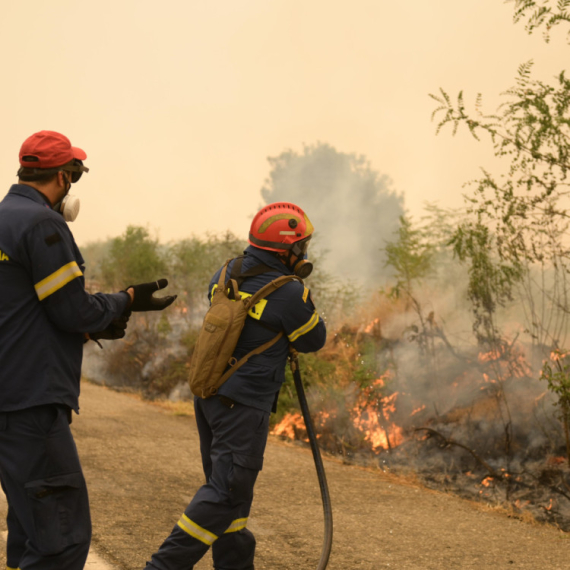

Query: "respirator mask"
<box><xmin>53</xmin><ymin>160</ymin><xmax>89</xmax><ymax>222</ymax></box>
<box><xmin>289</xmin><ymin>236</ymin><xmax>313</xmax><ymax>279</ymax></box>
<box><xmin>54</xmin><ymin>193</ymin><xmax>81</xmax><ymax>222</ymax></box>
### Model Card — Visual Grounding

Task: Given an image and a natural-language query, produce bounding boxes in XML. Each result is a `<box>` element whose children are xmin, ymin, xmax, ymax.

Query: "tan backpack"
<box><xmin>188</xmin><ymin>258</ymin><xmax>302</xmax><ymax>399</ymax></box>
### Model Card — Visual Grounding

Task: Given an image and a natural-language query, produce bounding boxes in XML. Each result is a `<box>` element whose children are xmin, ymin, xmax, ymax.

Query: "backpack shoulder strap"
<box><xmin>245</xmin><ymin>274</ymin><xmax>303</xmax><ymax>309</ymax></box>
<box><xmin>229</xmin><ymin>256</ymin><xmax>245</xmax><ymax>283</ymax></box>
<box><xmin>217</xmin><ymin>331</ymin><xmax>284</xmax><ymax>386</ymax></box>
<box><xmin>217</xmin><ymin>274</ymin><xmax>303</xmax><ymax>383</ymax></box>
<box><xmin>216</xmin><ymin>259</ymin><xmax>240</xmax><ymax>300</ymax></box>
<box><xmin>230</xmin><ymin>257</ymin><xmax>277</xmax><ymax>288</ymax></box>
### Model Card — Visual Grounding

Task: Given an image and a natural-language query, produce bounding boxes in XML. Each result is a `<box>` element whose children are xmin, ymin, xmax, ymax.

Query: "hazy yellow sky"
<box><xmin>0</xmin><ymin>0</ymin><xmax>566</xmax><ymax>245</ymax></box>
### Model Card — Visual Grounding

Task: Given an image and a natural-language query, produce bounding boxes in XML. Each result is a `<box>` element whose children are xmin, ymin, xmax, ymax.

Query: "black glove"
<box><xmin>126</xmin><ymin>279</ymin><xmax>177</xmax><ymax>312</ymax></box>
<box><xmin>88</xmin><ymin>312</ymin><xmax>131</xmax><ymax>348</ymax></box>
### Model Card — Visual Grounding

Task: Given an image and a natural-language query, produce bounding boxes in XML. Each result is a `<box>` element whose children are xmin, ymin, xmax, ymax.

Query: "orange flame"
<box><xmin>271</xmin><ymin>372</ymin><xmax>406</xmax><ymax>453</ymax></box>
<box><xmin>545</xmin><ymin>498</ymin><xmax>554</xmax><ymax>511</ymax></box>
<box><xmin>352</xmin><ymin>379</ymin><xmax>404</xmax><ymax>451</ymax></box>
<box><xmin>550</xmin><ymin>350</ymin><xmax>570</xmax><ymax>361</ymax></box>
<box><xmin>477</xmin><ymin>345</ymin><xmax>530</xmax><ymax>379</ymax></box>
<box><xmin>481</xmin><ymin>476</ymin><xmax>493</xmax><ymax>487</ymax></box>
<box><xmin>411</xmin><ymin>405</ymin><xmax>426</xmax><ymax>416</ymax></box>
<box><xmin>271</xmin><ymin>413</ymin><xmax>306</xmax><ymax>441</ymax></box>
<box><xmin>364</xmin><ymin>318</ymin><xmax>380</xmax><ymax>334</ymax></box>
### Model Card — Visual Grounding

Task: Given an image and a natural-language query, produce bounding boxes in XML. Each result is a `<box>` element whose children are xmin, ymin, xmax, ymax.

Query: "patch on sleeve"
<box><xmin>302</xmin><ymin>286</ymin><xmax>309</xmax><ymax>303</ymax></box>
<box><xmin>45</xmin><ymin>232</ymin><xmax>62</xmax><ymax>246</ymax></box>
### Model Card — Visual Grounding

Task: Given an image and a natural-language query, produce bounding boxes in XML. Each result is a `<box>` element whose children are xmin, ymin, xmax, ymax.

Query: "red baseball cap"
<box><xmin>19</xmin><ymin>130</ymin><xmax>87</xmax><ymax>169</ymax></box>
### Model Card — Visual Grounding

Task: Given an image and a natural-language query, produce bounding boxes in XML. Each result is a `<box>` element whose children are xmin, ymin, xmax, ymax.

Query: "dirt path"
<box><xmin>1</xmin><ymin>381</ymin><xmax>569</xmax><ymax>570</ymax></box>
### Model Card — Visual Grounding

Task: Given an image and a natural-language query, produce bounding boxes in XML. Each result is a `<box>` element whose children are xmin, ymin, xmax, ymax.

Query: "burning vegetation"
<box><xmin>79</xmin><ymin>213</ymin><xmax>570</xmax><ymax>535</ymax></box>
<box><xmin>270</xmin><ymin>299</ymin><xmax>570</xmax><ymax>532</ymax></box>
<box><xmin>81</xmin><ymin>221</ymin><xmax>570</xmax><ymax>533</ymax></box>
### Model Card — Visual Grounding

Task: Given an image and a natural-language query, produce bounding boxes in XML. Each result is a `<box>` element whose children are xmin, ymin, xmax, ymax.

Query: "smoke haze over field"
<box><xmin>261</xmin><ymin>143</ymin><xmax>404</xmax><ymax>283</ymax></box>
<box><xmin>0</xmin><ymin>0</ymin><xmax>567</xmax><ymax>247</ymax></box>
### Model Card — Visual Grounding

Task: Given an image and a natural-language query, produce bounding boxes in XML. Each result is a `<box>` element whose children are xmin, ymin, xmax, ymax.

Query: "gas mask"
<box><xmin>292</xmin><ymin>257</ymin><xmax>313</xmax><ymax>278</ymax></box>
<box><xmin>289</xmin><ymin>237</ymin><xmax>313</xmax><ymax>278</ymax></box>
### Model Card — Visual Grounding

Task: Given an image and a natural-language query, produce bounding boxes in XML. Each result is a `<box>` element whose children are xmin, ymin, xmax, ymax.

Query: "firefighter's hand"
<box><xmin>125</xmin><ymin>279</ymin><xmax>177</xmax><ymax>312</ymax></box>
<box><xmin>89</xmin><ymin>312</ymin><xmax>130</xmax><ymax>342</ymax></box>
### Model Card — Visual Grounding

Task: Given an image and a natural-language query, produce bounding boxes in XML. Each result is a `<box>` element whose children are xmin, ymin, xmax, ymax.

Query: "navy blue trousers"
<box><xmin>0</xmin><ymin>405</ymin><xmax>91</xmax><ymax>570</ymax></box>
<box><xmin>145</xmin><ymin>396</ymin><xmax>270</xmax><ymax>570</ymax></box>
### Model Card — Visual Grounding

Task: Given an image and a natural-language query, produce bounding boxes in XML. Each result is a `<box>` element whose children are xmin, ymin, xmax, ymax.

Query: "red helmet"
<box><xmin>249</xmin><ymin>202</ymin><xmax>314</xmax><ymax>257</ymax></box>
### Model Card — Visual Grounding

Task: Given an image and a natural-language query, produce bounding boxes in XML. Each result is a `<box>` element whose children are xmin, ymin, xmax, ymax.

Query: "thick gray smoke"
<box><xmin>261</xmin><ymin>143</ymin><xmax>404</xmax><ymax>285</ymax></box>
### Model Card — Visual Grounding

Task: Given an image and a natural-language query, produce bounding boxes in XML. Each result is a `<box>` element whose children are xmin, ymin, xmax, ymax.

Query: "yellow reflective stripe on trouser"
<box><xmin>288</xmin><ymin>311</ymin><xmax>319</xmax><ymax>342</ymax></box>
<box><xmin>177</xmin><ymin>513</ymin><xmax>218</xmax><ymax>545</ymax></box>
<box><xmin>224</xmin><ymin>517</ymin><xmax>248</xmax><ymax>533</ymax></box>
<box><xmin>34</xmin><ymin>261</ymin><xmax>83</xmax><ymax>301</ymax></box>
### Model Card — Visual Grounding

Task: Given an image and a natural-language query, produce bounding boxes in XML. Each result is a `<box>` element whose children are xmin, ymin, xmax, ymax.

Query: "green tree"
<box><xmin>169</xmin><ymin>231</ymin><xmax>247</xmax><ymax>319</ymax></box>
<box><xmin>430</xmin><ymin>0</ymin><xmax>570</xmax><ymax>465</ymax></box>
<box><xmin>383</xmin><ymin>211</ymin><xmax>465</xmax><ymax>360</ymax></box>
<box><xmin>430</xmin><ymin>6</ymin><xmax>570</xmax><ymax>351</ymax></box>
<box><xmin>261</xmin><ymin>143</ymin><xmax>404</xmax><ymax>284</ymax></box>
<box><xmin>80</xmin><ymin>239</ymin><xmax>112</xmax><ymax>291</ymax></box>
<box><xmin>101</xmin><ymin>225</ymin><xmax>167</xmax><ymax>289</ymax></box>
<box><xmin>383</xmin><ymin>215</ymin><xmax>436</xmax><ymax>354</ymax></box>
<box><xmin>541</xmin><ymin>350</ymin><xmax>570</xmax><ymax>463</ymax></box>
<box><xmin>509</xmin><ymin>0</ymin><xmax>570</xmax><ymax>42</ymax></box>
<box><xmin>384</xmin><ymin>216</ymin><xmax>435</xmax><ymax>301</ymax></box>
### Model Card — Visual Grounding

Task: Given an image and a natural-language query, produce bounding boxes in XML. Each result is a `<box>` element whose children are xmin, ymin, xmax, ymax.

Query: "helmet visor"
<box><xmin>293</xmin><ymin>236</ymin><xmax>312</xmax><ymax>257</ymax></box>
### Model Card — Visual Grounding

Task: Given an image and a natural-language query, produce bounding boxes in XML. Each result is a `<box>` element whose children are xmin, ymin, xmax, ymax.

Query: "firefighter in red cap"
<box><xmin>144</xmin><ymin>202</ymin><xmax>326</xmax><ymax>570</ymax></box>
<box><xmin>0</xmin><ymin>130</ymin><xmax>177</xmax><ymax>570</ymax></box>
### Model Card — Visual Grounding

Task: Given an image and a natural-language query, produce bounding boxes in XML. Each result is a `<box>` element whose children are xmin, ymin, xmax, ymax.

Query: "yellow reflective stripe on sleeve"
<box><xmin>224</xmin><ymin>517</ymin><xmax>248</xmax><ymax>533</ymax></box>
<box><xmin>34</xmin><ymin>261</ymin><xmax>83</xmax><ymax>301</ymax></box>
<box><xmin>177</xmin><ymin>513</ymin><xmax>218</xmax><ymax>545</ymax></box>
<box><xmin>302</xmin><ymin>286</ymin><xmax>309</xmax><ymax>303</ymax></box>
<box><xmin>288</xmin><ymin>311</ymin><xmax>319</xmax><ymax>342</ymax></box>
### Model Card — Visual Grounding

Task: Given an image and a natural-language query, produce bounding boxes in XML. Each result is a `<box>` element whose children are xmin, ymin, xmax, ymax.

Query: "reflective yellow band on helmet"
<box><xmin>35</xmin><ymin>261</ymin><xmax>82</xmax><ymax>301</ymax></box>
<box><xmin>177</xmin><ymin>513</ymin><xmax>218</xmax><ymax>545</ymax></box>
<box><xmin>258</xmin><ymin>213</ymin><xmax>301</xmax><ymax>233</ymax></box>
<box><xmin>288</xmin><ymin>311</ymin><xmax>319</xmax><ymax>342</ymax></box>
<box><xmin>224</xmin><ymin>517</ymin><xmax>248</xmax><ymax>533</ymax></box>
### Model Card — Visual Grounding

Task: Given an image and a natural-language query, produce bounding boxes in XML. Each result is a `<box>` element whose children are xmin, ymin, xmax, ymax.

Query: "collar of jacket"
<box><xmin>243</xmin><ymin>245</ymin><xmax>294</xmax><ymax>275</ymax></box>
<box><xmin>9</xmin><ymin>184</ymin><xmax>52</xmax><ymax>208</ymax></box>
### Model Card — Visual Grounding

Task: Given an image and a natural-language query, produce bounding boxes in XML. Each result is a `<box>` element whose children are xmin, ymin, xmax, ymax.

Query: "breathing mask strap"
<box><xmin>63</xmin><ymin>172</ymin><xmax>71</xmax><ymax>195</ymax></box>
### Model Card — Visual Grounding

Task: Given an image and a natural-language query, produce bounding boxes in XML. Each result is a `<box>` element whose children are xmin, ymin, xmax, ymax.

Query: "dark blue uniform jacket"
<box><xmin>210</xmin><ymin>246</ymin><xmax>327</xmax><ymax>412</ymax></box>
<box><xmin>0</xmin><ymin>184</ymin><xmax>129</xmax><ymax>413</ymax></box>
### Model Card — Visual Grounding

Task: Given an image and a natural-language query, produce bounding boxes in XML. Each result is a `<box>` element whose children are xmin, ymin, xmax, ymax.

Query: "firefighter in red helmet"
<box><xmin>144</xmin><ymin>202</ymin><xmax>326</xmax><ymax>570</ymax></box>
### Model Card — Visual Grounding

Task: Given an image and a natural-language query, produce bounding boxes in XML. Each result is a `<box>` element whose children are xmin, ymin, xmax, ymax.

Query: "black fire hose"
<box><xmin>289</xmin><ymin>349</ymin><xmax>333</xmax><ymax>570</ymax></box>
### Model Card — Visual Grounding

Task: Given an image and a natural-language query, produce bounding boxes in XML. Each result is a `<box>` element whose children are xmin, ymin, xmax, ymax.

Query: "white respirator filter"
<box><xmin>60</xmin><ymin>194</ymin><xmax>81</xmax><ymax>222</ymax></box>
